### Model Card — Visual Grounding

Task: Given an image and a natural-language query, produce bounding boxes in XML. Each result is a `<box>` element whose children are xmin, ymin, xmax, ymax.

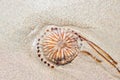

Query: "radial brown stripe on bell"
<box><xmin>41</xmin><ymin>27</ymin><xmax>81</xmax><ymax>65</ymax></box>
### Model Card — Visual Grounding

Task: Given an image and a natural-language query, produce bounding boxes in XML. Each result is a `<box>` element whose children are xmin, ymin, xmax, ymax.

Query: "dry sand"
<box><xmin>0</xmin><ymin>0</ymin><xmax>120</xmax><ymax>80</ymax></box>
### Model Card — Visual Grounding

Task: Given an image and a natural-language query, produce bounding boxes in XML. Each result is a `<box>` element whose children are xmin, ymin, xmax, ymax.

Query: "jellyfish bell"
<box><xmin>34</xmin><ymin>25</ymin><xmax>83</xmax><ymax>66</ymax></box>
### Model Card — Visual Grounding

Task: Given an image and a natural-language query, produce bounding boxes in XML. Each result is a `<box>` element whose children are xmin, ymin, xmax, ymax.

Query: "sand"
<box><xmin>0</xmin><ymin>0</ymin><xmax>120</xmax><ymax>80</ymax></box>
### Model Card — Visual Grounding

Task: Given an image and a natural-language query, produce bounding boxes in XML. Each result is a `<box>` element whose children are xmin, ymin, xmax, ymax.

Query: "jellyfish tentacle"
<box><xmin>88</xmin><ymin>41</ymin><xmax>117</xmax><ymax>65</ymax></box>
<box><xmin>77</xmin><ymin>34</ymin><xmax>120</xmax><ymax>73</ymax></box>
<box><xmin>86</xmin><ymin>41</ymin><xmax>120</xmax><ymax>73</ymax></box>
<box><xmin>80</xmin><ymin>50</ymin><xmax>102</xmax><ymax>63</ymax></box>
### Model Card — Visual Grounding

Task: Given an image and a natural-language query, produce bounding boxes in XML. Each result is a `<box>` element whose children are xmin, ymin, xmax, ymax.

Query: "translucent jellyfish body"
<box><xmin>33</xmin><ymin>25</ymin><xmax>82</xmax><ymax>67</ymax></box>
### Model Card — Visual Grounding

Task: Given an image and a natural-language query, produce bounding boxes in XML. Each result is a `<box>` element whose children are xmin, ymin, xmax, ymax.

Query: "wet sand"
<box><xmin>0</xmin><ymin>0</ymin><xmax>120</xmax><ymax>80</ymax></box>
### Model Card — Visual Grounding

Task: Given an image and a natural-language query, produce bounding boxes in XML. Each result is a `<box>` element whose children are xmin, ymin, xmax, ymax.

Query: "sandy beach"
<box><xmin>0</xmin><ymin>0</ymin><xmax>120</xmax><ymax>80</ymax></box>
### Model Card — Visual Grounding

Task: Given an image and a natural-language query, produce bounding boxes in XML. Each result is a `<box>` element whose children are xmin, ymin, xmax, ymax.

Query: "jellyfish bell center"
<box><xmin>56</xmin><ymin>40</ymin><xmax>67</xmax><ymax>49</ymax></box>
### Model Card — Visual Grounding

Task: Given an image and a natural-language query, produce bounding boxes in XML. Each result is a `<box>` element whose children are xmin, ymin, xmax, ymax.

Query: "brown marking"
<box><xmin>37</xmin><ymin>46</ymin><xmax>39</xmax><ymax>49</ymax></box>
<box><xmin>51</xmin><ymin>66</ymin><xmax>54</xmax><ymax>68</ymax></box>
<box><xmin>37</xmin><ymin>43</ymin><xmax>39</xmax><ymax>45</ymax></box>
<box><xmin>38</xmin><ymin>39</ymin><xmax>40</xmax><ymax>41</ymax></box>
<box><xmin>46</xmin><ymin>29</ymin><xmax>49</xmax><ymax>32</ymax></box>
<box><xmin>44</xmin><ymin>61</ymin><xmax>47</xmax><ymax>64</ymax></box>
<box><xmin>38</xmin><ymin>54</ymin><xmax>41</xmax><ymax>57</ymax></box>
<box><xmin>47</xmin><ymin>63</ymin><xmax>50</xmax><ymax>66</ymax></box>
<box><xmin>41</xmin><ymin>58</ymin><xmax>43</xmax><ymax>61</ymax></box>
<box><xmin>74</xmin><ymin>32</ymin><xmax>78</xmax><ymax>35</ymax></box>
<box><xmin>37</xmin><ymin>50</ymin><xmax>40</xmax><ymax>53</ymax></box>
<box><xmin>54</xmin><ymin>28</ymin><xmax>57</xmax><ymax>30</ymax></box>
